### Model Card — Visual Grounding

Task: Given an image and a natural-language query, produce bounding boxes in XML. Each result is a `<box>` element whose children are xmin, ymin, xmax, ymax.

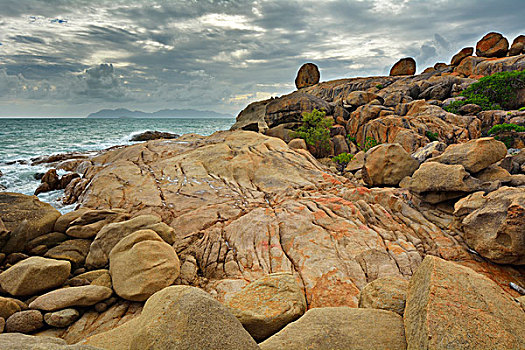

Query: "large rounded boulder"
<box><xmin>389</xmin><ymin>57</ymin><xmax>416</xmax><ymax>76</ymax></box>
<box><xmin>295</xmin><ymin>63</ymin><xmax>320</xmax><ymax>89</ymax></box>
<box><xmin>476</xmin><ymin>32</ymin><xmax>509</xmax><ymax>58</ymax></box>
<box><xmin>362</xmin><ymin>143</ymin><xmax>419</xmax><ymax>186</ymax></box>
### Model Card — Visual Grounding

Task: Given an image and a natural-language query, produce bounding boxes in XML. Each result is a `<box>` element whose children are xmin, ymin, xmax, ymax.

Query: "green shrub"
<box><xmin>487</xmin><ymin>123</ymin><xmax>525</xmax><ymax>135</ymax></box>
<box><xmin>332</xmin><ymin>152</ymin><xmax>354</xmax><ymax>167</ymax></box>
<box><xmin>362</xmin><ymin>136</ymin><xmax>378</xmax><ymax>152</ymax></box>
<box><xmin>519</xmin><ymin>106</ymin><xmax>525</xmax><ymax>111</ymax></box>
<box><xmin>292</xmin><ymin>109</ymin><xmax>333</xmax><ymax>155</ymax></box>
<box><xmin>425</xmin><ymin>131</ymin><xmax>439</xmax><ymax>141</ymax></box>
<box><xmin>444</xmin><ymin>70</ymin><xmax>525</xmax><ymax>113</ymax></box>
<box><xmin>376</xmin><ymin>84</ymin><xmax>384</xmax><ymax>89</ymax></box>
<box><xmin>347</xmin><ymin>136</ymin><xmax>357</xmax><ymax>143</ymax></box>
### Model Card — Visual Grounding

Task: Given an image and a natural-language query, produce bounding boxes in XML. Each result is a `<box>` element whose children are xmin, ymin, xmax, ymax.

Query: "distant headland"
<box><xmin>87</xmin><ymin>108</ymin><xmax>233</xmax><ymax>119</ymax></box>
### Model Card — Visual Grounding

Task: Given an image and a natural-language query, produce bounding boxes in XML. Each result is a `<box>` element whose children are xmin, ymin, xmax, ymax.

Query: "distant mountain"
<box><xmin>87</xmin><ymin>108</ymin><xmax>233</xmax><ymax>119</ymax></box>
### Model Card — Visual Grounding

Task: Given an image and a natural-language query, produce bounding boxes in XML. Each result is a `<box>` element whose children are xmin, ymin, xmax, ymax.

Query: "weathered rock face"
<box><xmin>260</xmin><ymin>307</ymin><xmax>407</xmax><ymax>350</ymax></box>
<box><xmin>476</xmin><ymin>32</ymin><xmax>509</xmax><ymax>58</ymax></box>
<box><xmin>390</xmin><ymin>57</ymin><xmax>416</xmax><ymax>76</ymax></box>
<box><xmin>0</xmin><ymin>257</ymin><xmax>71</xmax><ymax>296</ymax></box>
<box><xmin>0</xmin><ymin>297</ymin><xmax>21</xmax><ymax>319</ymax></box>
<box><xmin>225</xmin><ymin>273</ymin><xmax>306</xmax><ymax>341</ymax></box>
<box><xmin>450</xmin><ymin>47</ymin><xmax>473</xmax><ymax>66</ymax></box>
<box><xmin>29</xmin><ymin>285</ymin><xmax>113</xmax><ymax>311</ymax></box>
<box><xmin>109</xmin><ymin>229</ymin><xmax>180</xmax><ymax>301</ymax></box>
<box><xmin>65</xmin><ymin>209</ymin><xmax>130</xmax><ymax>239</ymax></box>
<box><xmin>509</xmin><ymin>42</ymin><xmax>525</xmax><ymax>56</ymax></box>
<box><xmin>454</xmin><ymin>187</ymin><xmax>525</xmax><ymax>265</ymax></box>
<box><xmin>0</xmin><ymin>193</ymin><xmax>61</xmax><ymax>253</ymax></box>
<box><xmin>84</xmin><ymin>286</ymin><xmax>259</xmax><ymax>350</ymax></box>
<box><xmin>358</xmin><ymin>276</ymin><xmax>408</xmax><ymax>316</ymax></box>
<box><xmin>130</xmin><ymin>130</ymin><xmax>179</xmax><ymax>142</ymax></box>
<box><xmin>230</xmin><ymin>99</ymin><xmax>270</xmax><ymax>133</ymax></box>
<box><xmin>431</xmin><ymin>137</ymin><xmax>507</xmax><ymax>173</ymax></box>
<box><xmin>362</xmin><ymin>143</ymin><xmax>419</xmax><ymax>186</ymax></box>
<box><xmin>404</xmin><ymin>256</ymin><xmax>525</xmax><ymax>350</ymax></box>
<box><xmin>265</xmin><ymin>92</ymin><xmax>331</xmax><ymax>128</ymax></box>
<box><xmin>44</xmin><ymin>308</ymin><xmax>80</xmax><ymax>328</ymax></box>
<box><xmin>295</xmin><ymin>63</ymin><xmax>320</xmax><ymax>89</ymax></box>
<box><xmin>5</xmin><ymin>310</ymin><xmax>44</xmax><ymax>333</ymax></box>
<box><xmin>0</xmin><ymin>333</ymin><xmax>101</xmax><ymax>350</ymax></box>
<box><xmin>64</xmin><ymin>131</ymin><xmax>523</xmax><ymax>309</ymax></box>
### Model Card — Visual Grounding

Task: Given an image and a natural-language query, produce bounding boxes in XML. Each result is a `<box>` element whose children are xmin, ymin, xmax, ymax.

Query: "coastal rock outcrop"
<box><xmin>84</xmin><ymin>286</ymin><xmax>259</xmax><ymax>350</ymax></box>
<box><xmin>404</xmin><ymin>256</ymin><xmax>525</xmax><ymax>349</ymax></box>
<box><xmin>450</xmin><ymin>47</ymin><xmax>473</xmax><ymax>66</ymax></box>
<box><xmin>130</xmin><ymin>130</ymin><xmax>179</xmax><ymax>142</ymax></box>
<box><xmin>260</xmin><ymin>307</ymin><xmax>407</xmax><ymax>350</ymax></box>
<box><xmin>362</xmin><ymin>143</ymin><xmax>419</xmax><ymax>186</ymax></box>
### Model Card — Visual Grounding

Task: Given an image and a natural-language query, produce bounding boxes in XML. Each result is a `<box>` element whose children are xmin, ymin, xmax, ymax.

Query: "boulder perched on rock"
<box><xmin>295</xmin><ymin>63</ymin><xmax>320</xmax><ymax>89</ymax></box>
<box><xmin>431</xmin><ymin>137</ymin><xmax>507</xmax><ymax>173</ymax></box>
<box><xmin>390</xmin><ymin>57</ymin><xmax>416</xmax><ymax>76</ymax></box>
<box><xmin>260</xmin><ymin>307</ymin><xmax>406</xmax><ymax>350</ymax></box>
<box><xmin>404</xmin><ymin>256</ymin><xmax>525</xmax><ymax>349</ymax></box>
<box><xmin>5</xmin><ymin>310</ymin><xmax>43</xmax><ymax>333</ymax></box>
<box><xmin>509</xmin><ymin>42</ymin><xmax>524</xmax><ymax>56</ymax></box>
<box><xmin>0</xmin><ymin>192</ymin><xmax>61</xmax><ymax>253</ymax></box>
<box><xmin>29</xmin><ymin>285</ymin><xmax>112</xmax><ymax>311</ymax></box>
<box><xmin>450</xmin><ymin>47</ymin><xmax>473</xmax><ymax>66</ymax></box>
<box><xmin>0</xmin><ymin>257</ymin><xmax>70</xmax><ymax>296</ymax></box>
<box><xmin>109</xmin><ymin>229</ymin><xmax>180</xmax><ymax>301</ymax></box>
<box><xmin>454</xmin><ymin>187</ymin><xmax>525</xmax><ymax>265</ymax></box>
<box><xmin>400</xmin><ymin>162</ymin><xmax>481</xmax><ymax>203</ymax></box>
<box><xmin>225</xmin><ymin>273</ymin><xmax>306</xmax><ymax>341</ymax></box>
<box><xmin>130</xmin><ymin>131</ymin><xmax>179</xmax><ymax>142</ymax></box>
<box><xmin>358</xmin><ymin>276</ymin><xmax>408</xmax><ymax>315</ymax></box>
<box><xmin>84</xmin><ymin>286</ymin><xmax>259</xmax><ymax>350</ymax></box>
<box><xmin>86</xmin><ymin>215</ymin><xmax>174</xmax><ymax>268</ymax></box>
<box><xmin>362</xmin><ymin>143</ymin><xmax>419</xmax><ymax>186</ymax></box>
<box><xmin>0</xmin><ymin>333</ymin><xmax>100</xmax><ymax>350</ymax></box>
<box><xmin>476</xmin><ymin>32</ymin><xmax>509</xmax><ymax>58</ymax></box>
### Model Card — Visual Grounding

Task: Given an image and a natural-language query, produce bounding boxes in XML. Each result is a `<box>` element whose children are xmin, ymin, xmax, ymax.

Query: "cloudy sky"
<box><xmin>0</xmin><ymin>0</ymin><xmax>523</xmax><ymax>117</ymax></box>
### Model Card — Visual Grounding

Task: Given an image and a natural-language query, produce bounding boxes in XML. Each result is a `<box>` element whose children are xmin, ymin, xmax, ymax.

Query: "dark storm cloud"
<box><xmin>0</xmin><ymin>0</ymin><xmax>524</xmax><ymax>116</ymax></box>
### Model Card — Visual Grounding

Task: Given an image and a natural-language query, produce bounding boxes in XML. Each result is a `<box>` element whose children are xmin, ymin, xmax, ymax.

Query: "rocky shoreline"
<box><xmin>0</xmin><ymin>32</ymin><xmax>524</xmax><ymax>349</ymax></box>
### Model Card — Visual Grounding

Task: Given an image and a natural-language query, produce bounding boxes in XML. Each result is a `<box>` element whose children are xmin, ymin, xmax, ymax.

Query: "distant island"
<box><xmin>87</xmin><ymin>108</ymin><xmax>233</xmax><ymax>119</ymax></box>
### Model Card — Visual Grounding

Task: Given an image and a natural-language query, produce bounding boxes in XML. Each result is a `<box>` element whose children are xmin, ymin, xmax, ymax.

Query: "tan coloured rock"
<box><xmin>358</xmin><ymin>276</ymin><xmax>408</xmax><ymax>315</ymax></box>
<box><xmin>450</xmin><ymin>47</ymin><xmax>473</xmax><ymax>66</ymax></box>
<box><xmin>509</xmin><ymin>42</ymin><xmax>524</xmax><ymax>56</ymax></box>
<box><xmin>84</xmin><ymin>286</ymin><xmax>259</xmax><ymax>350</ymax></box>
<box><xmin>345</xmin><ymin>91</ymin><xmax>383</xmax><ymax>107</ymax></box>
<box><xmin>288</xmin><ymin>138</ymin><xmax>307</xmax><ymax>150</ymax></box>
<box><xmin>400</xmin><ymin>162</ymin><xmax>480</xmax><ymax>194</ymax></box>
<box><xmin>45</xmin><ymin>239</ymin><xmax>91</xmax><ymax>267</ymax></box>
<box><xmin>454</xmin><ymin>187</ymin><xmax>525</xmax><ymax>265</ymax></box>
<box><xmin>5</xmin><ymin>310</ymin><xmax>43</xmax><ymax>333</ymax></box>
<box><xmin>332</xmin><ymin>135</ymin><xmax>349</xmax><ymax>155</ymax></box>
<box><xmin>109</xmin><ymin>229</ymin><xmax>180</xmax><ymax>301</ymax></box>
<box><xmin>75</xmin><ymin>269</ymin><xmax>109</xmax><ymax>283</ymax></box>
<box><xmin>295</xmin><ymin>63</ymin><xmax>320</xmax><ymax>89</ymax></box>
<box><xmin>29</xmin><ymin>285</ymin><xmax>112</xmax><ymax>311</ymax></box>
<box><xmin>260</xmin><ymin>307</ymin><xmax>406</xmax><ymax>350</ymax></box>
<box><xmin>65</xmin><ymin>131</ymin><xmax>521</xmax><ymax>309</ymax></box>
<box><xmin>54</xmin><ymin>208</ymin><xmax>90</xmax><ymax>233</ymax></box>
<box><xmin>0</xmin><ymin>297</ymin><xmax>21</xmax><ymax>319</ymax></box>
<box><xmin>225</xmin><ymin>273</ymin><xmax>306</xmax><ymax>341</ymax></box>
<box><xmin>404</xmin><ymin>256</ymin><xmax>525</xmax><ymax>349</ymax></box>
<box><xmin>86</xmin><ymin>215</ymin><xmax>175</xmax><ymax>268</ymax></box>
<box><xmin>431</xmin><ymin>137</ymin><xmax>507</xmax><ymax>173</ymax></box>
<box><xmin>265</xmin><ymin>92</ymin><xmax>331</xmax><ymax>128</ymax></box>
<box><xmin>473</xmin><ymin>164</ymin><xmax>511</xmax><ymax>183</ymax></box>
<box><xmin>476</xmin><ymin>32</ymin><xmax>509</xmax><ymax>58</ymax></box>
<box><xmin>345</xmin><ymin>150</ymin><xmax>364</xmax><ymax>172</ymax></box>
<box><xmin>362</xmin><ymin>143</ymin><xmax>419</xmax><ymax>186</ymax></box>
<box><xmin>0</xmin><ymin>333</ymin><xmax>100</xmax><ymax>349</ymax></box>
<box><xmin>230</xmin><ymin>99</ymin><xmax>270</xmax><ymax>133</ymax></box>
<box><xmin>65</xmin><ymin>209</ymin><xmax>130</xmax><ymax>239</ymax></box>
<box><xmin>0</xmin><ymin>257</ymin><xmax>70</xmax><ymax>296</ymax></box>
<box><xmin>0</xmin><ymin>192</ymin><xmax>61</xmax><ymax>253</ymax></box>
<box><xmin>390</xmin><ymin>57</ymin><xmax>416</xmax><ymax>76</ymax></box>
<box><xmin>44</xmin><ymin>308</ymin><xmax>79</xmax><ymax>328</ymax></box>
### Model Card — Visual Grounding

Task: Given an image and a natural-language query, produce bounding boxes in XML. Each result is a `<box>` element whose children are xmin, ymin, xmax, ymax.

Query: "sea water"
<box><xmin>0</xmin><ymin>118</ymin><xmax>235</xmax><ymax>212</ymax></box>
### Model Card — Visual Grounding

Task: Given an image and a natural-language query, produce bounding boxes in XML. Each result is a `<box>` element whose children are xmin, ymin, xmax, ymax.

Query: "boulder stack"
<box><xmin>295</xmin><ymin>63</ymin><xmax>320</xmax><ymax>89</ymax></box>
<box><xmin>476</xmin><ymin>32</ymin><xmax>509</xmax><ymax>58</ymax></box>
<box><xmin>389</xmin><ymin>57</ymin><xmax>416</xmax><ymax>76</ymax></box>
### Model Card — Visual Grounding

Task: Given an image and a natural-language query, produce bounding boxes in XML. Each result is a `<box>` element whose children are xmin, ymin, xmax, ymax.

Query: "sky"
<box><xmin>0</xmin><ymin>0</ymin><xmax>524</xmax><ymax>117</ymax></box>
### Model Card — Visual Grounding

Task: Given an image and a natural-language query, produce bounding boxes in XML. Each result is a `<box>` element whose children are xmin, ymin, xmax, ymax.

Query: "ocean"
<box><xmin>0</xmin><ymin>118</ymin><xmax>235</xmax><ymax>212</ymax></box>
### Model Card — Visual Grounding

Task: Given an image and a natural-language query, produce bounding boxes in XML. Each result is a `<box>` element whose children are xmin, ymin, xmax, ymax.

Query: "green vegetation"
<box><xmin>292</xmin><ymin>109</ymin><xmax>333</xmax><ymax>156</ymax></box>
<box><xmin>444</xmin><ymin>70</ymin><xmax>525</xmax><ymax>113</ymax></box>
<box><xmin>487</xmin><ymin>123</ymin><xmax>525</xmax><ymax>149</ymax></box>
<box><xmin>375</xmin><ymin>84</ymin><xmax>384</xmax><ymax>89</ymax></box>
<box><xmin>425</xmin><ymin>131</ymin><xmax>439</xmax><ymax>142</ymax></box>
<box><xmin>487</xmin><ymin>123</ymin><xmax>525</xmax><ymax>135</ymax></box>
<box><xmin>519</xmin><ymin>106</ymin><xmax>525</xmax><ymax>111</ymax></box>
<box><xmin>332</xmin><ymin>152</ymin><xmax>354</xmax><ymax>174</ymax></box>
<box><xmin>347</xmin><ymin>136</ymin><xmax>357</xmax><ymax>143</ymax></box>
<box><xmin>362</xmin><ymin>136</ymin><xmax>378</xmax><ymax>152</ymax></box>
